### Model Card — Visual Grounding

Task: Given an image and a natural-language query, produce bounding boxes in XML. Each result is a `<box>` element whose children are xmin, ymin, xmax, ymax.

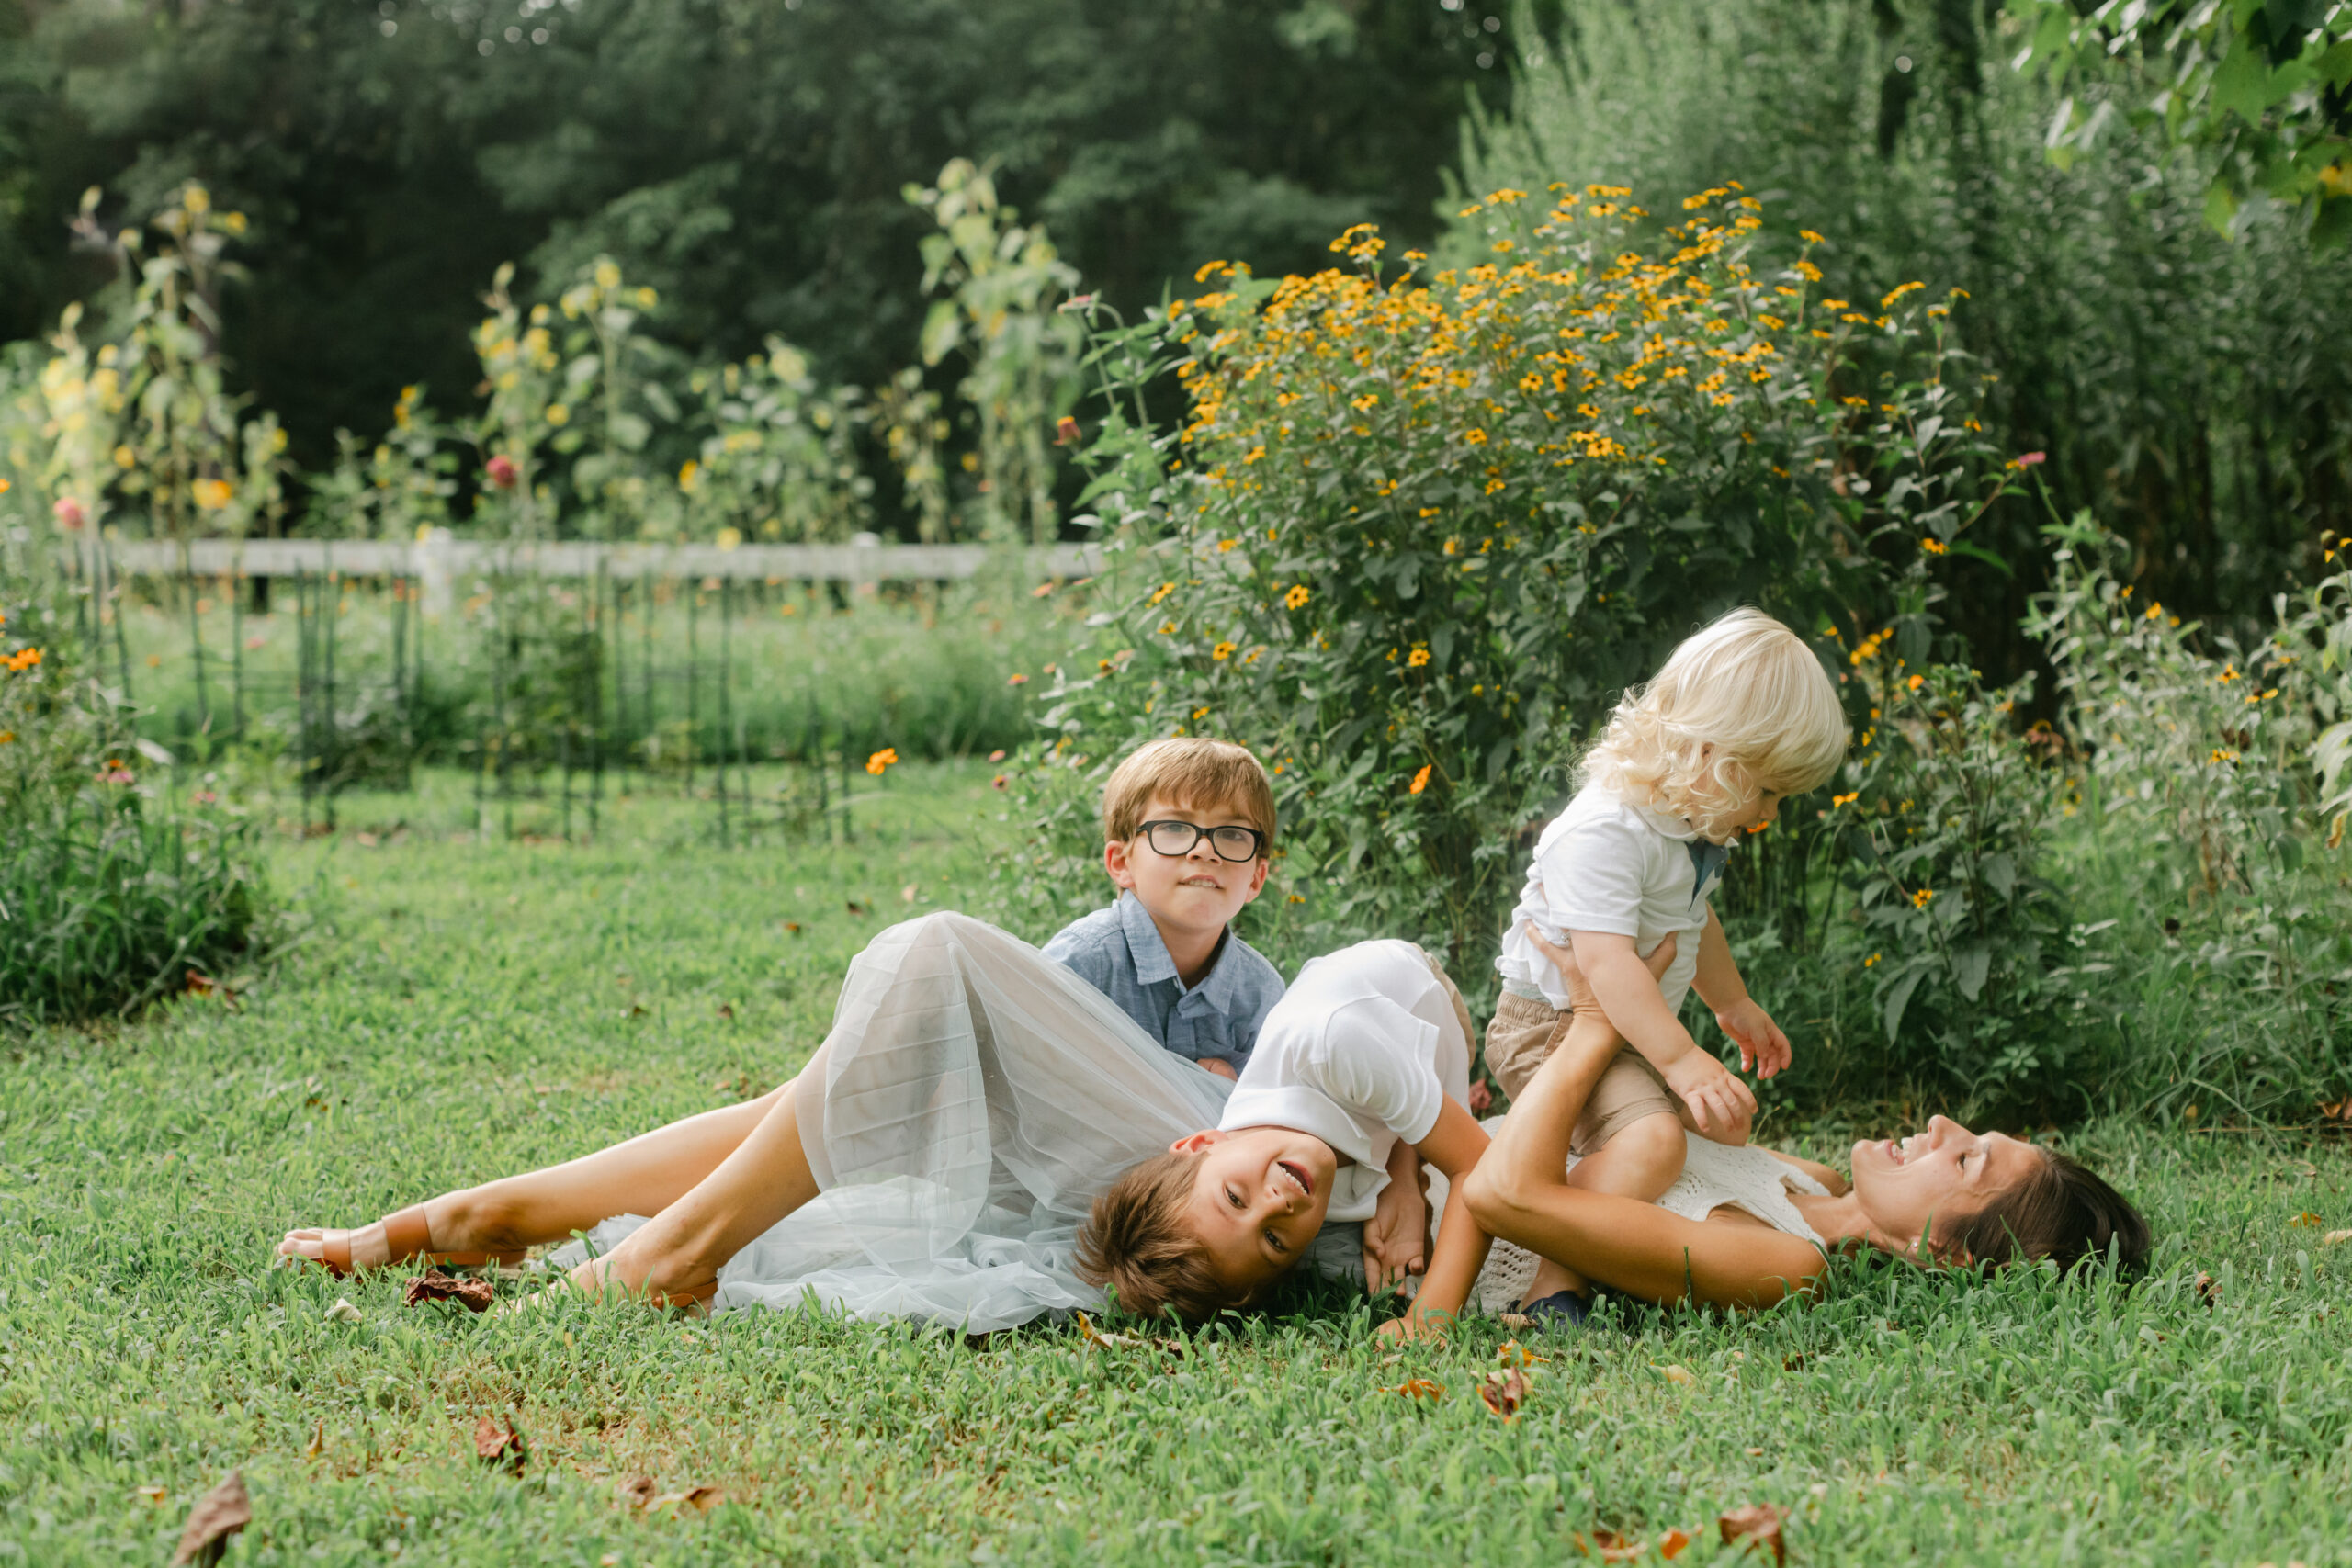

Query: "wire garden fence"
<box><xmin>66</xmin><ymin>536</ymin><xmax>1100</xmax><ymax>842</ymax></box>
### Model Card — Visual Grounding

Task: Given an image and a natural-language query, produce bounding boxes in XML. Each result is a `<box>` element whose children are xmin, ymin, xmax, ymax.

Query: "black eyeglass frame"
<box><xmin>1134</xmin><ymin>818</ymin><xmax>1268</xmax><ymax>863</ymax></box>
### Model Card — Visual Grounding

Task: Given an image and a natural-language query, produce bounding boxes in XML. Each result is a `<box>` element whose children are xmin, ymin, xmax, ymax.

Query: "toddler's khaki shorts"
<box><xmin>1484</xmin><ymin>989</ymin><xmax>1679</xmax><ymax>1155</ymax></box>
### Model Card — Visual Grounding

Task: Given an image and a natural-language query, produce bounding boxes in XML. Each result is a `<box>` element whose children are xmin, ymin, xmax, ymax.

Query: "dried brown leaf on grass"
<box><xmin>1571</xmin><ymin>1524</ymin><xmax>1691</xmax><ymax>1561</ymax></box>
<box><xmin>2195</xmin><ymin>1271</ymin><xmax>2222</xmax><ymax>1306</ymax></box>
<box><xmin>619</xmin><ymin>1475</ymin><xmax>660</xmax><ymax>1509</ymax></box>
<box><xmin>473</xmin><ymin>1415</ymin><xmax>526</xmax><ymax>1474</ymax></box>
<box><xmin>653</xmin><ymin>1485</ymin><xmax>723</xmax><ymax>1514</ymax></box>
<box><xmin>169</xmin><ymin>1472</ymin><xmax>251</xmax><ymax>1567</ymax></box>
<box><xmin>1385</xmin><ymin>1378</ymin><xmax>1444</xmax><ymax>1402</ymax></box>
<box><xmin>1719</xmin><ymin>1502</ymin><xmax>1788</xmax><ymax>1564</ymax></box>
<box><xmin>1479</xmin><ymin>1367</ymin><xmax>1528</xmax><ymax>1419</ymax></box>
<box><xmin>405</xmin><ymin>1269</ymin><xmax>494</xmax><ymax>1313</ymax></box>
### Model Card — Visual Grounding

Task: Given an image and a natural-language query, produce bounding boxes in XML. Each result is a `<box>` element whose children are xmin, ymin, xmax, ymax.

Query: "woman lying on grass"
<box><xmin>278</xmin><ymin>912</ymin><xmax>1262</xmax><ymax>1327</ymax></box>
<box><xmin>1407</xmin><ymin>928</ymin><xmax>2152</xmax><ymax>1339</ymax></box>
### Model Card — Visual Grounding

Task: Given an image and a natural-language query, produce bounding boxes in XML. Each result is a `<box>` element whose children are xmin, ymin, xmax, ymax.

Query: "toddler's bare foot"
<box><xmin>1522</xmin><ymin>1256</ymin><xmax>1588</xmax><ymax>1303</ymax></box>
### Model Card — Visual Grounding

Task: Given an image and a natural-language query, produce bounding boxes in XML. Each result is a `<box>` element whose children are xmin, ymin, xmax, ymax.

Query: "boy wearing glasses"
<box><xmin>1043</xmin><ymin>738</ymin><xmax>1286</xmax><ymax>1081</ymax></box>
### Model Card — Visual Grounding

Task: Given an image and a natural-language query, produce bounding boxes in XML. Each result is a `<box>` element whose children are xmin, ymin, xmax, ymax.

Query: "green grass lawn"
<box><xmin>2</xmin><ymin>762</ymin><xmax>2348</xmax><ymax>1566</ymax></box>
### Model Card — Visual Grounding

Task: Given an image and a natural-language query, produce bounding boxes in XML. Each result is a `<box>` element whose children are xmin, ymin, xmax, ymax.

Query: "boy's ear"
<box><xmin>1103</xmin><ymin>838</ymin><xmax>1139</xmax><ymax>890</ymax></box>
<box><xmin>1170</xmin><ymin>1129</ymin><xmax>1224</xmax><ymax>1156</ymax></box>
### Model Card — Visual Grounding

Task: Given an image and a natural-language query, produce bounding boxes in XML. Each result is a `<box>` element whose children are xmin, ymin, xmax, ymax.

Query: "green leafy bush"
<box><xmin>0</xmin><ymin>585</ymin><xmax>269</xmax><ymax>1030</ymax></box>
<box><xmin>1819</xmin><ymin>661</ymin><xmax>2108</xmax><ymax>1112</ymax></box>
<box><xmin>1048</xmin><ymin>187</ymin><xmax>1995</xmax><ymax>978</ymax></box>
<box><xmin>2024</xmin><ymin>513</ymin><xmax>2352</xmax><ymax>1120</ymax></box>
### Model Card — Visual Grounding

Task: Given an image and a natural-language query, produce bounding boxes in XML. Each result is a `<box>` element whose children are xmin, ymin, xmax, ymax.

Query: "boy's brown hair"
<box><xmin>1101</xmin><ymin>738</ymin><xmax>1276</xmax><ymax>852</ymax></box>
<box><xmin>1072</xmin><ymin>1149</ymin><xmax>1235</xmax><ymax>1324</ymax></box>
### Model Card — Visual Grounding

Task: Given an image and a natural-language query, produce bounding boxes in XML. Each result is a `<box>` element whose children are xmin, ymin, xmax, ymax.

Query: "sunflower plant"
<box><xmin>1045</xmin><ymin>186</ymin><xmax>2001</xmax><ymax>973</ymax></box>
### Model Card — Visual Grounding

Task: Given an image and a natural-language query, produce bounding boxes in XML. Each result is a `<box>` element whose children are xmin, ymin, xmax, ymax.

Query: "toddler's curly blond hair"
<box><xmin>1583</xmin><ymin>607</ymin><xmax>1848</xmax><ymax>840</ymax></box>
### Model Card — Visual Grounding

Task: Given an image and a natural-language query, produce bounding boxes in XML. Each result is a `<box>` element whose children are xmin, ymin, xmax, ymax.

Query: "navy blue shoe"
<box><xmin>1519</xmin><ymin>1289</ymin><xmax>1589</xmax><ymax>1329</ymax></box>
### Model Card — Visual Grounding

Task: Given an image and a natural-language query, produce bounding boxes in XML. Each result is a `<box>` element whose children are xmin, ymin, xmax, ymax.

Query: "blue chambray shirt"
<box><xmin>1042</xmin><ymin>891</ymin><xmax>1286</xmax><ymax>1073</ymax></box>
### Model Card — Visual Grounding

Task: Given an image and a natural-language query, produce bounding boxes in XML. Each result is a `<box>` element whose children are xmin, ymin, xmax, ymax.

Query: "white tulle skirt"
<box><xmin>555</xmin><ymin>911</ymin><xmax>1341</xmax><ymax>1333</ymax></box>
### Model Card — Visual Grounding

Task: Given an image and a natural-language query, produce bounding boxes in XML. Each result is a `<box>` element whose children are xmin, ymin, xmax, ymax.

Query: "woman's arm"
<box><xmin>1467</xmin><ymin>1179</ymin><xmax>1826</xmax><ymax>1310</ymax></box>
<box><xmin>1385</xmin><ymin>1098</ymin><xmax>1493</xmax><ymax>1338</ymax></box>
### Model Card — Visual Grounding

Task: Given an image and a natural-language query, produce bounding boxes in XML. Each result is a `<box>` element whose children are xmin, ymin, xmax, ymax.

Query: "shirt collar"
<box><xmin>1631</xmin><ymin>799</ymin><xmax>1743</xmax><ymax>851</ymax></box>
<box><xmin>1117</xmin><ymin>891</ymin><xmax>1243</xmax><ymax>1016</ymax></box>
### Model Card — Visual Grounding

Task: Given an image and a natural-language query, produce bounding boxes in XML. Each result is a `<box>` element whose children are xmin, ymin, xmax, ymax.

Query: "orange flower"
<box><xmin>1408</xmin><ymin>764</ymin><xmax>1432</xmax><ymax>795</ymax></box>
<box><xmin>4</xmin><ymin>647</ymin><xmax>42</xmax><ymax>672</ymax></box>
<box><xmin>865</xmin><ymin>748</ymin><xmax>899</xmax><ymax>775</ymax></box>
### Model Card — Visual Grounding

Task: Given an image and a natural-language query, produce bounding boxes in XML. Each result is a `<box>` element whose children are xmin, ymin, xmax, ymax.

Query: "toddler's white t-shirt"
<box><xmin>1219</xmin><ymin>938</ymin><xmax>1473</xmax><ymax>1223</ymax></box>
<box><xmin>1496</xmin><ymin>780</ymin><xmax>1731</xmax><ymax>1012</ymax></box>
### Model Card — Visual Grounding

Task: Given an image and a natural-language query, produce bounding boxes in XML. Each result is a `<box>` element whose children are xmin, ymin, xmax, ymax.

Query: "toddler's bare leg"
<box><xmin>1525</xmin><ymin>1109</ymin><xmax>1686</xmax><ymax>1298</ymax></box>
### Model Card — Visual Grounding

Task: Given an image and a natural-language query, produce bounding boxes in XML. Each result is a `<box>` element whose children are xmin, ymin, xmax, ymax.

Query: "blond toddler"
<box><xmin>1487</xmin><ymin>606</ymin><xmax>1848</xmax><ymax>1316</ymax></box>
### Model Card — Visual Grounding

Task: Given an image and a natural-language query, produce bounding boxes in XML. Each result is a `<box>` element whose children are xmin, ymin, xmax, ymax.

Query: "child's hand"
<box><xmin>1661</xmin><ymin>1049</ymin><xmax>1758</xmax><ymax>1135</ymax></box>
<box><xmin>1199</xmin><ymin>1057</ymin><xmax>1239</xmax><ymax>1081</ymax></box>
<box><xmin>1363</xmin><ymin>1179</ymin><xmax>1430</xmax><ymax>1293</ymax></box>
<box><xmin>1713</xmin><ymin>998</ymin><xmax>1792</xmax><ymax>1078</ymax></box>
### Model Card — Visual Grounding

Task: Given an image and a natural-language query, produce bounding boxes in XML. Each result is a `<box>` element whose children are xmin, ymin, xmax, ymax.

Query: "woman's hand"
<box><xmin>1523</xmin><ymin>924</ymin><xmax>1677</xmax><ymax>1008</ymax></box>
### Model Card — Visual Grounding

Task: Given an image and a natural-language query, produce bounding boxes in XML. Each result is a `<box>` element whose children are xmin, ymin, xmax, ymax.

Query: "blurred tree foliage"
<box><xmin>0</xmin><ymin>0</ymin><xmax>1514</xmax><ymax>479</ymax></box>
<box><xmin>1462</xmin><ymin>0</ymin><xmax>2352</xmax><ymax>673</ymax></box>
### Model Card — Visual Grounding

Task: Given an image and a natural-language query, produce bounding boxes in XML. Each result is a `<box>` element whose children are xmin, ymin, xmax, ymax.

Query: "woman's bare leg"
<box><xmin>540</xmin><ymin>1074</ymin><xmax>821</xmax><ymax>1309</ymax></box>
<box><xmin>276</xmin><ymin>1083</ymin><xmax>789</xmax><ymax>1271</ymax></box>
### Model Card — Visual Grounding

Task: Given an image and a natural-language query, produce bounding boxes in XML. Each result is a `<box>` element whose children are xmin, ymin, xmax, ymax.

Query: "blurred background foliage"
<box><xmin>0</xmin><ymin>0</ymin><xmax>1516</xmax><ymax>491</ymax></box>
<box><xmin>1462</xmin><ymin>0</ymin><xmax>2352</xmax><ymax>674</ymax></box>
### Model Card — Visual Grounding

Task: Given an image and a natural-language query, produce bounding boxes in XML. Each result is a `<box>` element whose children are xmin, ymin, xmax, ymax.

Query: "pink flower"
<box><xmin>2010</xmin><ymin>451</ymin><xmax>2046</xmax><ymax>468</ymax></box>
<box><xmin>485</xmin><ymin>454</ymin><xmax>519</xmax><ymax>490</ymax></box>
<box><xmin>52</xmin><ymin>496</ymin><xmax>86</xmax><ymax>530</ymax></box>
<box><xmin>1468</xmin><ymin>1079</ymin><xmax>1495</xmax><ymax>1114</ymax></box>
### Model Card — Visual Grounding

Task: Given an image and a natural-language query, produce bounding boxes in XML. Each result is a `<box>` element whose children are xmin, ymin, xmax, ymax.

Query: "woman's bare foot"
<box><xmin>275</xmin><ymin>1197</ymin><xmax>521</xmax><ymax>1275</ymax></box>
<box><xmin>277</xmin><ymin>1218</ymin><xmax>398</xmax><ymax>1272</ymax></box>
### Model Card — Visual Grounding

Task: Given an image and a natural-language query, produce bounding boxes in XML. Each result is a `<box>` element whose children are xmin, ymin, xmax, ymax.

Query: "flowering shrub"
<box><xmin>0</xmin><ymin>581</ymin><xmax>268</xmax><ymax>1028</ymax></box>
<box><xmin>14</xmin><ymin>185</ymin><xmax>288</xmax><ymax>547</ymax></box>
<box><xmin>1048</xmin><ymin>186</ymin><xmax>1997</xmax><ymax>968</ymax></box>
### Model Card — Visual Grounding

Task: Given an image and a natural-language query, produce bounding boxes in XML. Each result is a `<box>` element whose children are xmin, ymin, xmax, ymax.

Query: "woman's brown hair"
<box><xmin>1946</xmin><ymin>1147</ymin><xmax>2152</xmax><ymax>1277</ymax></box>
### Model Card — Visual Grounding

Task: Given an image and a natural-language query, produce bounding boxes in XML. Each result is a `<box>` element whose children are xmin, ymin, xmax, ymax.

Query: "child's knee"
<box><xmin>1573</xmin><ymin>1110</ymin><xmax>1686</xmax><ymax>1199</ymax></box>
<box><xmin>1614</xmin><ymin>1110</ymin><xmax>1688</xmax><ymax>1169</ymax></box>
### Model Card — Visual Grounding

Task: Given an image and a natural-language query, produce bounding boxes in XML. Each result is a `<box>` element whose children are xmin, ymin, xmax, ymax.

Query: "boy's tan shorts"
<box><xmin>1484</xmin><ymin>989</ymin><xmax>1679</xmax><ymax>1156</ymax></box>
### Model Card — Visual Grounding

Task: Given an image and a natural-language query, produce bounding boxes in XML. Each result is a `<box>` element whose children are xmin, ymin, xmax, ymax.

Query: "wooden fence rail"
<box><xmin>106</xmin><ymin>534</ymin><xmax>1107</xmax><ymax>617</ymax></box>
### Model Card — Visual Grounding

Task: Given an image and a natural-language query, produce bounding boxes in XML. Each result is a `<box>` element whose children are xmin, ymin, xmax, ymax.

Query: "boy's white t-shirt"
<box><xmin>1218</xmin><ymin>938</ymin><xmax>1473</xmax><ymax>1223</ymax></box>
<box><xmin>1497</xmin><ymin>780</ymin><xmax>1730</xmax><ymax>1012</ymax></box>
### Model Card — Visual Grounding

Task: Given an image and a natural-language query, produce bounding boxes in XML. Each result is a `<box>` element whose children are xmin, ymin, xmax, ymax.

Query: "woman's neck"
<box><xmin>1788</xmin><ymin>1189</ymin><xmax>1876</xmax><ymax>1247</ymax></box>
